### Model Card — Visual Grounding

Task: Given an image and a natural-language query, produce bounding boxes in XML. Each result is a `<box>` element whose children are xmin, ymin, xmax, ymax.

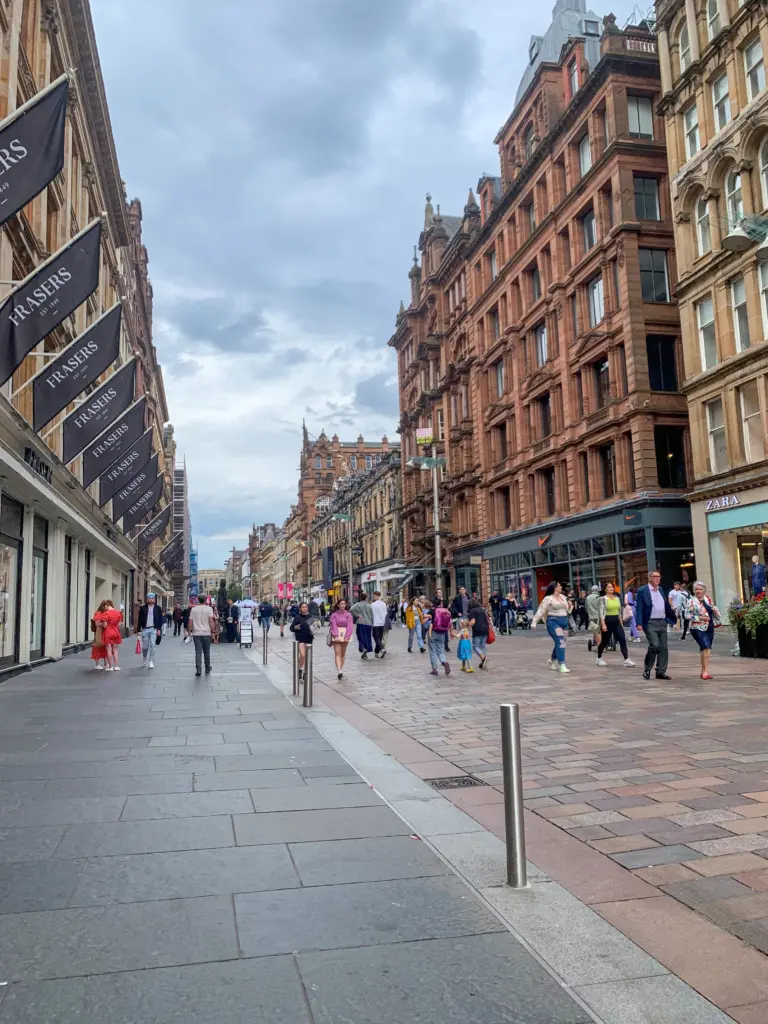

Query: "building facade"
<box><xmin>656</xmin><ymin>0</ymin><xmax>768</xmax><ymax>606</ymax></box>
<box><xmin>0</xmin><ymin>0</ymin><xmax>172</xmax><ymax>671</ymax></box>
<box><xmin>164</xmin><ymin>427</ymin><xmax>191</xmax><ymax>607</ymax></box>
<box><xmin>197</xmin><ymin>569</ymin><xmax>224</xmax><ymax>597</ymax></box>
<box><xmin>392</xmin><ymin>3</ymin><xmax>694</xmax><ymax>607</ymax></box>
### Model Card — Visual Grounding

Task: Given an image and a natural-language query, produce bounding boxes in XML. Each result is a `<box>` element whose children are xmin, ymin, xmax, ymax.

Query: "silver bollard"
<box><xmin>303</xmin><ymin>644</ymin><xmax>313</xmax><ymax>708</ymax></box>
<box><xmin>262</xmin><ymin>625</ymin><xmax>268</xmax><ymax>665</ymax></box>
<box><xmin>292</xmin><ymin>641</ymin><xmax>299</xmax><ymax>696</ymax></box>
<box><xmin>500</xmin><ymin>703</ymin><xmax>527</xmax><ymax>888</ymax></box>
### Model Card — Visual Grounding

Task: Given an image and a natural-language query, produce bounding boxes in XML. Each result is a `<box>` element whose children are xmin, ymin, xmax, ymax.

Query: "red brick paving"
<box><xmin>265</xmin><ymin>627</ymin><xmax>768</xmax><ymax>1018</ymax></box>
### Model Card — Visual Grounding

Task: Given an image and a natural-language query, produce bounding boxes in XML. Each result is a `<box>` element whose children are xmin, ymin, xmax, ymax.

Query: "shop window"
<box><xmin>620</xmin><ymin>528</ymin><xmax>645</xmax><ymax>552</ymax></box>
<box><xmin>655</xmin><ymin>426</ymin><xmax>687</xmax><ymax>488</ymax></box>
<box><xmin>64</xmin><ymin>536</ymin><xmax>73</xmax><ymax>646</ymax></box>
<box><xmin>639</xmin><ymin>249</ymin><xmax>669</xmax><ymax>302</ymax></box>
<box><xmin>83</xmin><ymin>549</ymin><xmax>91</xmax><ymax>639</ymax></box>
<box><xmin>594</xmin><ymin>357</ymin><xmax>610</xmax><ymax>408</ymax></box>
<box><xmin>684</xmin><ymin>103</ymin><xmax>700</xmax><ymax>159</ymax></box>
<box><xmin>582</xmin><ymin>208</ymin><xmax>596</xmax><ymax>251</ymax></box>
<box><xmin>731</xmin><ymin>276</ymin><xmax>751</xmax><ymax>351</ymax></box>
<box><xmin>588</xmin><ymin>274</ymin><xmax>604</xmax><ymax>327</ymax></box>
<box><xmin>627</xmin><ymin>95</ymin><xmax>653</xmax><ymax>138</ymax></box>
<box><xmin>745</xmin><ymin>38</ymin><xmax>765</xmax><ymax>100</ymax></box>
<box><xmin>697</xmin><ymin>297</ymin><xmax>718</xmax><ymax>369</ymax></box>
<box><xmin>706</xmin><ymin>397</ymin><xmax>728</xmax><ymax>473</ymax></box>
<box><xmin>634</xmin><ymin>177</ymin><xmax>660</xmax><ymax>220</ymax></box>
<box><xmin>0</xmin><ymin>495</ymin><xmax>22</xmax><ymax>667</ymax></box>
<box><xmin>599</xmin><ymin>444</ymin><xmax>616</xmax><ymax>499</ymax></box>
<box><xmin>713</xmin><ymin>74</ymin><xmax>731</xmax><ymax>132</ymax></box>
<box><xmin>593</xmin><ymin>534</ymin><xmax>617</xmax><ymax>555</ymax></box>
<box><xmin>679</xmin><ymin>22</ymin><xmax>691</xmax><ymax>72</ymax></box>
<box><xmin>696</xmin><ymin>196</ymin><xmax>711</xmax><ymax>255</ymax></box>
<box><xmin>739</xmin><ymin>380</ymin><xmax>765</xmax><ymax>463</ymax></box>
<box><xmin>654</xmin><ymin>527</ymin><xmax>694</xmax><ymax>549</ymax></box>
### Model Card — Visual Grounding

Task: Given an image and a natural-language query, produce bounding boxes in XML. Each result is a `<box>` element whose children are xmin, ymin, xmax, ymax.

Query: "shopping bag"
<box><xmin>135</xmin><ymin>637</ymin><xmax>141</xmax><ymax>655</ymax></box>
<box><xmin>487</xmin><ymin>625</ymin><xmax>496</xmax><ymax>645</ymax></box>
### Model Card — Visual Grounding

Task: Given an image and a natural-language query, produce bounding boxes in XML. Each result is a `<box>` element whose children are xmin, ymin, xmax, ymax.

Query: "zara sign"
<box><xmin>705</xmin><ymin>494</ymin><xmax>741</xmax><ymax>512</ymax></box>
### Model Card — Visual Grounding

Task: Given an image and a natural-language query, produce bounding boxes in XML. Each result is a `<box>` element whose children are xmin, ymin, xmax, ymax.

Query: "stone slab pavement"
<box><xmin>256</xmin><ymin>620</ymin><xmax>768</xmax><ymax>1023</ymax></box>
<box><xmin>0</xmin><ymin>635</ymin><xmax>613</xmax><ymax>1024</ymax></box>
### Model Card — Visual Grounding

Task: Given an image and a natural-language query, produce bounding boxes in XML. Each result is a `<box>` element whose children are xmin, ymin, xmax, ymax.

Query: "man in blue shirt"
<box><xmin>636</xmin><ymin>570</ymin><xmax>676</xmax><ymax>680</ymax></box>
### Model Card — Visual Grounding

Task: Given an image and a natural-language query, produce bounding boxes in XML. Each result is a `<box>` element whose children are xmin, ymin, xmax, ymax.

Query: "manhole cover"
<box><xmin>427</xmin><ymin>776</ymin><xmax>487</xmax><ymax>789</ymax></box>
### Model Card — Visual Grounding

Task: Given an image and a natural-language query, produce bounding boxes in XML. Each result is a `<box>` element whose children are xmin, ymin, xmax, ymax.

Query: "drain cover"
<box><xmin>427</xmin><ymin>776</ymin><xmax>487</xmax><ymax>789</ymax></box>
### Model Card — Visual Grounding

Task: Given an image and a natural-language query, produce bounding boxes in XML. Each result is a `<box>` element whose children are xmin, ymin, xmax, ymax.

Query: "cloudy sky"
<box><xmin>90</xmin><ymin>0</ymin><xmax>641</xmax><ymax>566</ymax></box>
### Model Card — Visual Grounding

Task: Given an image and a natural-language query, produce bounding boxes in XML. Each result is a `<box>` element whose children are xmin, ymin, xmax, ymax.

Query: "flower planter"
<box><xmin>738</xmin><ymin>627</ymin><xmax>756</xmax><ymax>658</ymax></box>
<box><xmin>755</xmin><ymin>624</ymin><xmax>768</xmax><ymax>659</ymax></box>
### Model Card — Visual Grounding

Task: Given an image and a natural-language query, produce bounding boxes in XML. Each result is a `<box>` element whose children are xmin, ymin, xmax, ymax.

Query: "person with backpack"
<box><xmin>429</xmin><ymin>600</ymin><xmax>452</xmax><ymax>676</ymax></box>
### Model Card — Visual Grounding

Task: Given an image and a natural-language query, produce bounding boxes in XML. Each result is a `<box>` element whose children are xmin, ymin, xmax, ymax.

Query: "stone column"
<box><xmin>658</xmin><ymin>28</ymin><xmax>673</xmax><ymax>94</ymax></box>
<box><xmin>685</xmin><ymin>0</ymin><xmax>701</xmax><ymax>62</ymax></box>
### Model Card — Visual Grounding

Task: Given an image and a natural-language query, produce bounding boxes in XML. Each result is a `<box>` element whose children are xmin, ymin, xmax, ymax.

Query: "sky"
<box><xmin>90</xmin><ymin>0</ymin><xmax>644</xmax><ymax>566</ymax></box>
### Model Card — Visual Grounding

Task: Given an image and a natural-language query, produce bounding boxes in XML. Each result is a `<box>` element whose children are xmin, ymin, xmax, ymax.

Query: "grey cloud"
<box><xmin>354</xmin><ymin>372</ymin><xmax>400</xmax><ymax>419</ymax></box>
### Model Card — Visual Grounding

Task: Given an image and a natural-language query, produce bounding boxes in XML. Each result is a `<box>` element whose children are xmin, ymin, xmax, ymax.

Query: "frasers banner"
<box><xmin>82</xmin><ymin>397</ymin><xmax>145</xmax><ymax>490</ymax></box>
<box><xmin>0</xmin><ymin>219</ymin><xmax>101</xmax><ymax>385</ymax></box>
<box><xmin>98</xmin><ymin>427</ymin><xmax>153</xmax><ymax>506</ymax></box>
<box><xmin>62</xmin><ymin>359</ymin><xmax>135</xmax><ymax>465</ymax></box>
<box><xmin>32</xmin><ymin>303</ymin><xmax>121</xmax><ymax>432</ymax></box>
<box><xmin>111</xmin><ymin>452</ymin><xmax>158</xmax><ymax>523</ymax></box>
<box><xmin>159</xmin><ymin>532</ymin><xmax>184</xmax><ymax>570</ymax></box>
<box><xmin>0</xmin><ymin>76</ymin><xmax>68</xmax><ymax>228</ymax></box>
<box><xmin>136</xmin><ymin>503</ymin><xmax>171</xmax><ymax>553</ymax></box>
<box><xmin>121</xmin><ymin>474</ymin><xmax>163</xmax><ymax>535</ymax></box>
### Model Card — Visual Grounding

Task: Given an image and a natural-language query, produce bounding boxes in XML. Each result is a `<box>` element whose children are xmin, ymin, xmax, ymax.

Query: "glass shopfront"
<box><xmin>29</xmin><ymin>515</ymin><xmax>48</xmax><ymax>660</ymax></box>
<box><xmin>0</xmin><ymin>496</ymin><xmax>23</xmax><ymax>667</ymax></box>
<box><xmin>704</xmin><ymin>497</ymin><xmax>768</xmax><ymax>609</ymax></box>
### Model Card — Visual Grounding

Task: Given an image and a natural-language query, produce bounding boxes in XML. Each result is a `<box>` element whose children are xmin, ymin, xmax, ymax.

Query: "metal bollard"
<box><xmin>292</xmin><ymin>641</ymin><xmax>299</xmax><ymax>696</ymax></box>
<box><xmin>303</xmin><ymin>644</ymin><xmax>313</xmax><ymax>708</ymax></box>
<box><xmin>262</xmin><ymin>625</ymin><xmax>268</xmax><ymax>665</ymax></box>
<box><xmin>500</xmin><ymin>703</ymin><xmax>527</xmax><ymax>888</ymax></box>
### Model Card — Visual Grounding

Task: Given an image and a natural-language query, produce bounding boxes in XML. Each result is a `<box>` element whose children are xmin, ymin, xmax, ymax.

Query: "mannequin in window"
<box><xmin>752</xmin><ymin>554</ymin><xmax>766</xmax><ymax>597</ymax></box>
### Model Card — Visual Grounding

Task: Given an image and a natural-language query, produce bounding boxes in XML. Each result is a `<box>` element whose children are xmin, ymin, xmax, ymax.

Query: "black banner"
<box><xmin>98</xmin><ymin>427</ymin><xmax>153</xmax><ymax>506</ymax></box>
<box><xmin>82</xmin><ymin>396</ymin><xmax>145</xmax><ymax>490</ymax></box>
<box><xmin>121</xmin><ymin>474</ymin><xmax>164</xmax><ymax>535</ymax></box>
<box><xmin>0</xmin><ymin>76</ymin><xmax>68</xmax><ymax>229</ymax></box>
<box><xmin>160</xmin><ymin>531</ymin><xmax>184</xmax><ymax>570</ymax></box>
<box><xmin>136</xmin><ymin>503</ymin><xmax>171</xmax><ymax>553</ymax></box>
<box><xmin>0</xmin><ymin>219</ymin><xmax>102</xmax><ymax>385</ymax></box>
<box><xmin>111</xmin><ymin>452</ymin><xmax>159</xmax><ymax>523</ymax></box>
<box><xmin>32</xmin><ymin>303</ymin><xmax>121</xmax><ymax>432</ymax></box>
<box><xmin>62</xmin><ymin>359</ymin><xmax>135</xmax><ymax>465</ymax></box>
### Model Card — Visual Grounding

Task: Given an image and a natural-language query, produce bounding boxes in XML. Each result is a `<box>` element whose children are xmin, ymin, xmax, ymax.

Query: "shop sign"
<box><xmin>705</xmin><ymin>494</ymin><xmax>741</xmax><ymax>512</ymax></box>
<box><xmin>415</xmin><ymin>428</ymin><xmax>433</xmax><ymax>445</ymax></box>
<box><xmin>469</xmin><ymin>555</ymin><xmax>483</xmax><ymax>566</ymax></box>
<box><xmin>24</xmin><ymin>445</ymin><xmax>52</xmax><ymax>484</ymax></box>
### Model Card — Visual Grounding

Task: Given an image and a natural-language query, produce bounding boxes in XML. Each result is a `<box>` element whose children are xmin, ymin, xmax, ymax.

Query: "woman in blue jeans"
<box><xmin>531</xmin><ymin>581</ymin><xmax>572</xmax><ymax>674</ymax></box>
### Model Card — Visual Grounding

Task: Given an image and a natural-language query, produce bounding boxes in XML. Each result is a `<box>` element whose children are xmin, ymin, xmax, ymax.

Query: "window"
<box><xmin>543</xmin><ymin>467</ymin><xmax>556</xmax><ymax>516</ymax></box>
<box><xmin>594</xmin><ymin>357</ymin><xmax>611</xmax><ymax>408</ymax></box>
<box><xmin>634</xmin><ymin>176</ymin><xmax>660</xmax><ymax>220</ymax></box>
<box><xmin>639</xmin><ymin>249</ymin><xmax>669</xmax><ymax>302</ymax></box>
<box><xmin>707</xmin><ymin>0</ymin><xmax>721</xmax><ymax>40</ymax></box>
<box><xmin>537</xmin><ymin>394</ymin><xmax>552</xmax><ymax>438</ymax></box>
<box><xmin>655</xmin><ymin>426</ymin><xmax>687</xmax><ymax>488</ymax></box>
<box><xmin>523</xmin><ymin>125</ymin><xmax>535</xmax><ymax>161</ymax></box>
<box><xmin>697</xmin><ymin>297</ymin><xmax>718</xmax><ymax>369</ymax></box>
<box><xmin>740</xmin><ymin>380</ymin><xmax>765</xmax><ymax>462</ymax></box>
<box><xmin>350</xmin><ymin>455</ymin><xmax>357</xmax><ymax>470</ymax></box>
<box><xmin>578</xmin><ymin>133</ymin><xmax>592</xmax><ymax>176</ymax></box>
<box><xmin>494</xmin><ymin>423</ymin><xmax>508</xmax><ymax>461</ymax></box>
<box><xmin>726</xmin><ymin>171</ymin><xmax>743</xmax><ymax>228</ymax></box>
<box><xmin>326</xmin><ymin>456</ymin><xmax>332</xmax><ymax>468</ymax></box>
<box><xmin>627</xmin><ymin>96</ymin><xmax>653</xmax><ymax>138</ymax></box>
<box><xmin>588</xmin><ymin>274</ymin><xmax>604</xmax><ymax>327</ymax></box>
<box><xmin>569</xmin><ymin>59</ymin><xmax>578</xmax><ymax>97</ymax></box>
<box><xmin>494</xmin><ymin>359</ymin><xmax>504</xmax><ymax>398</ymax></box>
<box><xmin>626</xmin><ymin>433</ymin><xmax>637</xmax><ymax>491</ymax></box>
<box><xmin>745</xmin><ymin>39</ymin><xmax>766</xmax><ymax>100</ymax></box>
<box><xmin>599</xmin><ymin>444</ymin><xmax>616</xmax><ymax>498</ymax></box>
<box><xmin>617</xmin><ymin>344</ymin><xmax>628</xmax><ymax>396</ymax></box>
<box><xmin>489</xmin><ymin>308</ymin><xmax>500</xmax><ymax>341</ymax></box>
<box><xmin>731</xmin><ymin>276</ymin><xmax>750</xmax><ymax>351</ymax></box>
<box><xmin>584</xmin><ymin>19</ymin><xmax>599</xmax><ymax>34</ymax></box>
<box><xmin>679</xmin><ymin>22</ymin><xmax>691</xmax><ymax>72</ymax></box>
<box><xmin>571</xmin><ymin>293</ymin><xmax>578</xmax><ymax>336</ymax></box>
<box><xmin>684</xmin><ymin>103</ymin><xmax>700</xmax><ymax>158</ymax></box>
<box><xmin>706</xmin><ymin>397</ymin><xmax>728</xmax><ymax>472</ymax></box>
<box><xmin>436</xmin><ymin>409</ymin><xmax>445</xmax><ymax>441</ymax></box>
<box><xmin>525</xmin><ymin>202</ymin><xmax>536</xmax><ymax>234</ymax></box>
<box><xmin>760</xmin><ymin>262</ymin><xmax>768</xmax><ymax>336</ymax></box>
<box><xmin>365</xmin><ymin>455</ymin><xmax>373</xmax><ymax>470</ymax></box>
<box><xmin>695</xmin><ymin>195</ymin><xmax>711</xmax><ymax>255</ymax></box>
<box><xmin>487</xmin><ymin>249</ymin><xmax>498</xmax><ymax>281</ymax></box>
<box><xmin>646</xmin><ymin>335</ymin><xmax>678</xmax><ymax>392</ymax></box>
<box><xmin>498</xmin><ymin>488</ymin><xmax>512</xmax><ymax>530</ymax></box>
<box><xmin>712</xmin><ymin>73</ymin><xmax>731</xmax><ymax>131</ymax></box>
<box><xmin>576</xmin><ymin>371</ymin><xmax>584</xmax><ymax>417</ymax></box>
<box><xmin>580</xmin><ymin>452</ymin><xmax>590</xmax><ymax>502</ymax></box>
<box><xmin>314</xmin><ymin>456</ymin><xmax>322</xmax><ymax>469</ymax></box>
<box><xmin>761</xmin><ymin>140</ymin><xmax>768</xmax><ymax>210</ymax></box>
<box><xmin>612</xmin><ymin>259</ymin><xmax>621</xmax><ymax>309</ymax></box>
<box><xmin>582</xmin><ymin>208</ymin><xmax>596</xmax><ymax>251</ymax></box>
<box><xmin>531</xmin><ymin>266</ymin><xmax>541</xmax><ymax>301</ymax></box>
<box><xmin>535</xmin><ymin>322</ymin><xmax>547</xmax><ymax>366</ymax></box>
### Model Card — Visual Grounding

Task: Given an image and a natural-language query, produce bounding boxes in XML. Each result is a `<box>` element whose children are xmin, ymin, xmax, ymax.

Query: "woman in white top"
<box><xmin>532</xmin><ymin>581</ymin><xmax>572</xmax><ymax>674</ymax></box>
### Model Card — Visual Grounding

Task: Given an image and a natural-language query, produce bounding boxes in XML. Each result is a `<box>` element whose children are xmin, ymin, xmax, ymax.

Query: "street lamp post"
<box><xmin>332</xmin><ymin>512</ymin><xmax>354</xmax><ymax>602</ymax></box>
<box><xmin>406</xmin><ymin>448</ymin><xmax>447</xmax><ymax>593</ymax></box>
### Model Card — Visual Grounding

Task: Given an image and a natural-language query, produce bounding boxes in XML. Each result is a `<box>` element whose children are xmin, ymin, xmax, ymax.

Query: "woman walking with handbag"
<box><xmin>95</xmin><ymin>599</ymin><xmax>123</xmax><ymax>672</ymax></box>
<box><xmin>468</xmin><ymin>597</ymin><xmax>490</xmax><ymax>669</ymax></box>
<box><xmin>290</xmin><ymin>601</ymin><xmax>314</xmax><ymax>681</ymax></box>
<box><xmin>687</xmin><ymin>581</ymin><xmax>720</xmax><ymax>679</ymax></box>
<box><xmin>90</xmin><ymin>601</ymin><xmax>108</xmax><ymax>670</ymax></box>
<box><xmin>624</xmin><ymin>587</ymin><xmax>642</xmax><ymax>643</ymax></box>
<box><xmin>596</xmin><ymin>583</ymin><xmax>635</xmax><ymax>669</ymax></box>
<box><xmin>329</xmin><ymin>598</ymin><xmax>354</xmax><ymax>680</ymax></box>
<box><xmin>406</xmin><ymin>597</ymin><xmax>424</xmax><ymax>653</ymax></box>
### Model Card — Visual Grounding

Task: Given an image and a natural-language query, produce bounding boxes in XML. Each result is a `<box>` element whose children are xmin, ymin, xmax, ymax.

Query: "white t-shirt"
<box><xmin>189</xmin><ymin>605</ymin><xmax>214</xmax><ymax>636</ymax></box>
<box><xmin>371</xmin><ymin>599</ymin><xmax>388</xmax><ymax>628</ymax></box>
<box><xmin>669</xmin><ymin>589</ymin><xmax>684</xmax><ymax>611</ymax></box>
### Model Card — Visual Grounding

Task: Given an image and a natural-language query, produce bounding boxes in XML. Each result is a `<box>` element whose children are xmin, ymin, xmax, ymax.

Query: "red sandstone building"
<box><xmin>391</xmin><ymin>3</ymin><xmax>696</xmax><ymax>604</ymax></box>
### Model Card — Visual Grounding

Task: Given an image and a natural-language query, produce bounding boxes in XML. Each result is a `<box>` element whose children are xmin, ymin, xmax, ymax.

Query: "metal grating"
<box><xmin>427</xmin><ymin>776</ymin><xmax>487</xmax><ymax>790</ymax></box>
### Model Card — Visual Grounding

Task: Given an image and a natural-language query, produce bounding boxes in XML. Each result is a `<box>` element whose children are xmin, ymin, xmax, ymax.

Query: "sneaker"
<box><xmin>407</xmin><ymin>648</ymin><xmax>413</xmax><ymax>653</ymax></box>
<box><xmin>380</xmin><ymin>651</ymin><xmax>386</xmax><ymax>659</ymax></box>
<box><xmin>466</xmin><ymin>666</ymin><xmax>474</xmax><ymax>673</ymax></box>
<box><xmin>444</xmin><ymin>662</ymin><xmax>451</xmax><ymax>675</ymax></box>
<box><xmin>205</xmin><ymin>667</ymin><xmax>212</xmax><ymax>675</ymax></box>
<box><xmin>420</xmin><ymin>647</ymin><xmax>426</xmax><ymax>654</ymax></box>
<box><xmin>548</xmin><ymin>659</ymin><xmax>557</xmax><ymax>670</ymax></box>
<box><xmin>105</xmin><ymin>666</ymin><xmax>114</xmax><ymax>672</ymax></box>
<box><xmin>361</xmin><ymin>653</ymin><xmax>368</xmax><ymax>660</ymax></box>
<box><xmin>113</xmin><ymin>666</ymin><xmax>121</xmax><ymax>672</ymax></box>
<box><xmin>338</xmin><ymin>672</ymin><xmax>343</xmax><ymax>680</ymax></box>
<box><xmin>195</xmin><ymin>670</ymin><xmax>201</xmax><ymax>677</ymax></box>
<box><xmin>596</xmin><ymin>658</ymin><xmax>608</xmax><ymax>667</ymax></box>
<box><xmin>94</xmin><ymin>664</ymin><xmax>104</xmax><ymax>670</ymax></box>
<box><xmin>430</xmin><ymin>669</ymin><xmax>439</xmax><ymax>676</ymax></box>
<box><xmin>479</xmin><ymin>656</ymin><xmax>487</xmax><ymax>670</ymax></box>
<box><xmin>631</xmin><ymin>637</ymin><xmax>642</xmax><ymax>643</ymax></box>
<box><xmin>624</xmin><ymin>659</ymin><xmax>636</xmax><ymax>667</ymax></box>
<box><xmin>558</xmin><ymin>664</ymin><xmax>571</xmax><ymax>674</ymax></box>
<box><xmin>148</xmin><ymin>661</ymin><xmax>155</xmax><ymax>670</ymax></box>
<box><xmin>374</xmin><ymin>652</ymin><xmax>380</xmax><ymax>659</ymax></box>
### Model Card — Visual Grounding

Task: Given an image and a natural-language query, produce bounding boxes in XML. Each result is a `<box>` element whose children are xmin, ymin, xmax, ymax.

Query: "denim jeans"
<box><xmin>428</xmin><ymin>631</ymin><xmax>447</xmax><ymax>669</ymax></box>
<box><xmin>546</xmin><ymin>616</ymin><xmax>569</xmax><ymax>664</ymax></box>
<box><xmin>140</xmin><ymin>628</ymin><xmax>157</xmax><ymax>660</ymax></box>
<box><xmin>193</xmin><ymin>635</ymin><xmax>212</xmax><ymax>673</ymax></box>
<box><xmin>408</xmin><ymin>624</ymin><xmax>424</xmax><ymax>650</ymax></box>
<box><xmin>356</xmin><ymin>623</ymin><xmax>373</xmax><ymax>653</ymax></box>
<box><xmin>472</xmin><ymin>635</ymin><xmax>487</xmax><ymax>658</ymax></box>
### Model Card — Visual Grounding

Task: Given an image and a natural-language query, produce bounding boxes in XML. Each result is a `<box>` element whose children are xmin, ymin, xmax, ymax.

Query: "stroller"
<box><xmin>587</xmin><ymin>620</ymin><xmax>616</xmax><ymax>652</ymax></box>
<box><xmin>515</xmin><ymin>607</ymin><xmax>530</xmax><ymax>630</ymax></box>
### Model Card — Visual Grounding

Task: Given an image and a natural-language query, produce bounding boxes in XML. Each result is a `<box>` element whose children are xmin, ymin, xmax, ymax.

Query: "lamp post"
<box><xmin>406</xmin><ymin>445</ymin><xmax>447</xmax><ymax>592</ymax></box>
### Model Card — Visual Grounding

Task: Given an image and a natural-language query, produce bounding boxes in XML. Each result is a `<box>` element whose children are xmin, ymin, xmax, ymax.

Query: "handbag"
<box><xmin>135</xmin><ymin>637</ymin><xmax>142</xmax><ymax>655</ymax></box>
<box><xmin>326</xmin><ymin>629</ymin><xmax>333</xmax><ymax>647</ymax></box>
<box><xmin>622</xmin><ymin>603</ymin><xmax>633</xmax><ymax>623</ymax></box>
<box><xmin>487</xmin><ymin>624</ymin><xmax>496</xmax><ymax>644</ymax></box>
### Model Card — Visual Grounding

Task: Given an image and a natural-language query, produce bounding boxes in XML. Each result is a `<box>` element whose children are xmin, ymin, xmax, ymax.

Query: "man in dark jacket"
<box><xmin>450</xmin><ymin>586</ymin><xmax>470</xmax><ymax>622</ymax></box>
<box><xmin>258</xmin><ymin>601</ymin><xmax>274</xmax><ymax>632</ymax></box>
<box><xmin>136</xmin><ymin>593</ymin><xmax>163</xmax><ymax>669</ymax></box>
<box><xmin>225</xmin><ymin>599</ymin><xmax>240</xmax><ymax>644</ymax></box>
<box><xmin>636</xmin><ymin>570</ymin><xmax>676</xmax><ymax>680</ymax></box>
<box><xmin>172</xmin><ymin>603</ymin><xmax>184</xmax><ymax>636</ymax></box>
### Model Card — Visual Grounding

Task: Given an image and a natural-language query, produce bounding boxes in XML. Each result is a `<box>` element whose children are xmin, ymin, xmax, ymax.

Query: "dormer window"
<box><xmin>584</xmin><ymin>19</ymin><xmax>600</xmax><ymax>35</ymax></box>
<box><xmin>529</xmin><ymin>38</ymin><xmax>540</xmax><ymax>64</ymax></box>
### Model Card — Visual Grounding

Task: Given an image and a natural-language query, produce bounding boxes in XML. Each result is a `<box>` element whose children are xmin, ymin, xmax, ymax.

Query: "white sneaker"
<box><xmin>142</xmin><ymin>659</ymin><xmax>148</xmax><ymax>668</ymax></box>
<box><xmin>113</xmin><ymin>666</ymin><xmax>121</xmax><ymax>672</ymax></box>
<box><xmin>105</xmin><ymin>666</ymin><xmax>113</xmax><ymax>672</ymax></box>
<box><xmin>148</xmin><ymin>661</ymin><xmax>155</xmax><ymax>670</ymax></box>
<box><xmin>558</xmin><ymin>664</ymin><xmax>571</xmax><ymax>674</ymax></box>
<box><xmin>94</xmin><ymin>664</ymin><xmax>104</xmax><ymax>671</ymax></box>
<box><xmin>548</xmin><ymin>659</ymin><xmax>557</xmax><ymax>670</ymax></box>
<box><xmin>624</xmin><ymin>659</ymin><xmax>636</xmax><ymax>667</ymax></box>
<box><xmin>596</xmin><ymin>658</ymin><xmax>608</xmax><ymax>667</ymax></box>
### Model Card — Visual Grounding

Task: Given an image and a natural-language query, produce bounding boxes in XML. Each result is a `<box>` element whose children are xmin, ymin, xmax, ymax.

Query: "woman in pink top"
<box><xmin>329</xmin><ymin>598</ymin><xmax>354</xmax><ymax>680</ymax></box>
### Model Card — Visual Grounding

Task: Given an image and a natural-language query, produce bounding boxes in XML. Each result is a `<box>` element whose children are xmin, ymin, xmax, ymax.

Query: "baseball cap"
<box><xmin>147</xmin><ymin>592</ymin><xmax>156</xmax><ymax>599</ymax></box>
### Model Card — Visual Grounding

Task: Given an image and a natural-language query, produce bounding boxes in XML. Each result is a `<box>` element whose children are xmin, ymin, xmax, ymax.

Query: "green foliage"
<box><xmin>744</xmin><ymin>595</ymin><xmax>768</xmax><ymax>637</ymax></box>
<box><xmin>227</xmin><ymin>583</ymin><xmax>243</xmax><ymax>601</ymax></box>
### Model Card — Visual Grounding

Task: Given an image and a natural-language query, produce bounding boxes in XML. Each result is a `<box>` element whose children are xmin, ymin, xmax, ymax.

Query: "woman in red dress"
<box><xmin>90</xmin><ymin>600</ymin><xmax>108</xmax><ymax>670</ymax></box>
<box><xmin>94</xmin><ymin>598</ymin><xmax>124</xmax><ymax>672</ymax></box>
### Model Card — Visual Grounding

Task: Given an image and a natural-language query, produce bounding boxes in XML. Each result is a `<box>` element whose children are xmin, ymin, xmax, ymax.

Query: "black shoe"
<box><xmin>374</xmin><ymin>652</ymin><xmax>380</xmax><ymax>659</ymax></box>
<box><xmin>361</xmin><ymin>652</ymin><xmax>368</xmax><ymax>660</ymax></box>
<box><xmin>420</xmin><ymin>647</ymin><xmax>426</xmax><ymax>654</ymax></box>
<box><xmin>380</xmin><ymin>650</ymin><xmax>386</xmax><ymax>659</ymax></box>
<box><xmin>656</xmin><ymin>672</ymin><xmax>672</xmax><ymax>680</ymax></box>
<box><xmin>642</xmin><ymin>669</ymin><xmax>650</xmax><ymax>680</ymax></box>
<box><xmin>337</xmin><ymin>672</ymin><xmax>343</xmax><ymax>680</ymax></box>
<box><xmin>195</xmin><ymin>670</ymin><xmax>201</xmax><ymax>677</ymax></box>
<box><xmin>407</xmin><ymin>648</ymin><xmax>412</xmax><ymax>653</ymax></box>
<box><xmin>205</xmin><ymin>667</ymin><xmax>212</xmax><ymax>675</ymax></box>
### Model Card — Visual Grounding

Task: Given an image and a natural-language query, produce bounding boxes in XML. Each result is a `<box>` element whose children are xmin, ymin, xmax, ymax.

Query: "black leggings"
<box><xmin>598</xmin><ymin>616</ymin><xmax>628</xmax><ymax>659</ymax></box>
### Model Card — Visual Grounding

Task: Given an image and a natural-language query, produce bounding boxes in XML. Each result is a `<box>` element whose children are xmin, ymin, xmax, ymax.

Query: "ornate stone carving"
<box><xmin>41</xmin><ymin>0</ymin><xmax>59</xmax><ymax>34</ymax></box>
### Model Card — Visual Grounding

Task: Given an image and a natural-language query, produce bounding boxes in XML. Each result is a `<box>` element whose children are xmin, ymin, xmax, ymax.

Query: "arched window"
<box><xmin>696</xmin><ymin>196</ymin><xmax>711</xmax><ymax>255</ymax></box>
<box><xmin>760</xmin><ymin>138</ymin><xmax>768</xmax><ymax>209</ymax></box>
<box><xmin>707</xmin><ymin>0</ymin><xmax>721</xmax><ymax>40</ymax></box>
<box><xmin>523</xmin><ymin>125</ymin><xmax>535</xmax><ymax>161</ymax></box>
<box><xmin>727</xmin><ymin>171</ymin><xmax>743</xmax><ymax>228</ymax></box>
<box><xmin>679</xmin><ymin>22</ymin><xmax>691</xmax><ymax>73</ymax></box>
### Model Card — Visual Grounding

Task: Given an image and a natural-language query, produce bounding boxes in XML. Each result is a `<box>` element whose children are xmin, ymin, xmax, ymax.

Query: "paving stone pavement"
<box><xmin>260</xmin><ymin>622</ymin><xmax>768</xmax><ymax>1022</ymax></box>
<box><xmin>0</xmin><ymin>638</ymin><xmax>599</xmax><ymax>1024</ymax></box>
